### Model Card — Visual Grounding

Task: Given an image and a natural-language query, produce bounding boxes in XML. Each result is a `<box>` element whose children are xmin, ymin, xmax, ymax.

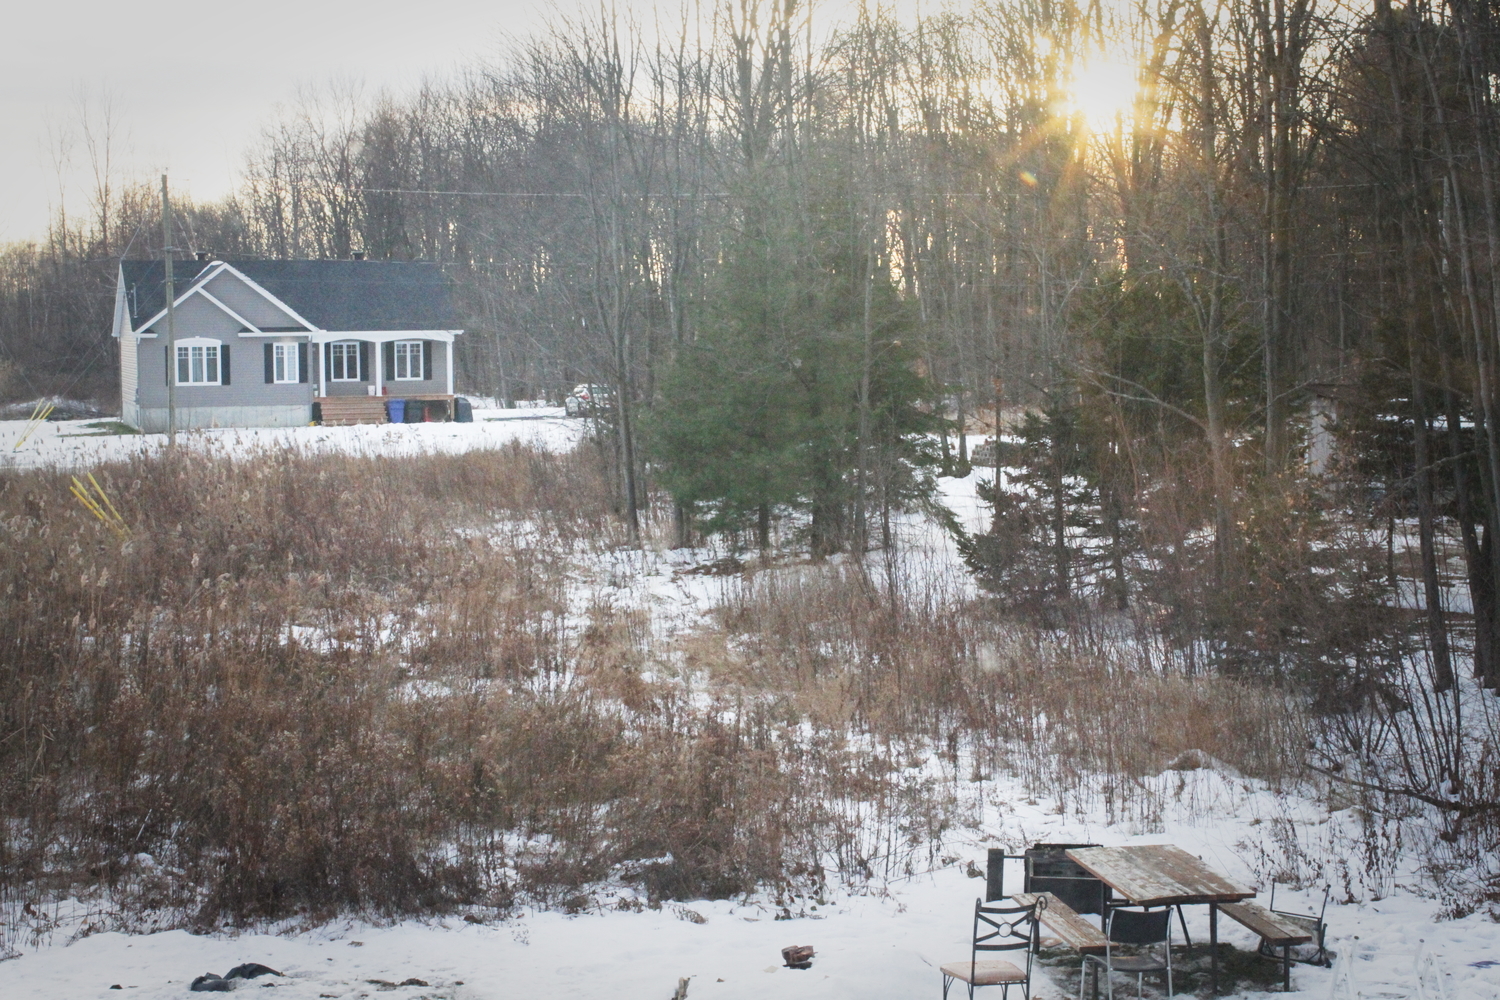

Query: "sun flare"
<box><xmin>1066</xmin><ymin>58</ymin><xmax>1139</xmax><ymax>131</ymax></box>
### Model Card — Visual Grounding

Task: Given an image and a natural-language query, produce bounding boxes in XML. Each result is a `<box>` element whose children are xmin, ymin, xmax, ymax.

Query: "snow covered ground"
<box><xmin>0</xmin><ymin>401</ymin><xmax>586</xmax><ymax>471</ymax></box>
<box><xmin>2</xmin><ymin>406</ymin><xmax>1498</xmax><ymax>999</ymax></box>
<box><xmin>9</xmin><ymin>776</ymin><xmax>1497</xmax><ymax>999</ymax></box>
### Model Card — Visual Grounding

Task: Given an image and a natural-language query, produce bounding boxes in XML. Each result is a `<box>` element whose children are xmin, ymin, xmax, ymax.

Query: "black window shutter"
<box><xmin>264</xmin><ymin>343</ymin><xmax>274</xmax><ymax>383</ymax></box>
<box><xmin>423</xmin><ymin>341</ymin><xmax>433</xmax><ymax>381</ymax></box>
<box><xmin>359</xmin><ymin>341</ymin><xmax>370</xmax><ymax>381</ymax></box>
<box><xmin>165</xmin><ymin>345</ymin><xmax>171</xmax><ymax>385</ymax></box>
<box><xmin>299</xmin><ymin>343</ymin><xmax>309</xmax><ymax>383</ymax></box>
<box><xmin>384</xmin><ymin>342</ymin><xmax>395</xmax><ymax>382</ymax></box>
<box><xmin>324</xmin><ymin>343</ymin><xmax>331</xmax><ymax>383</ymax></box>
<box><xmin>221</xmin><ymin>346</ymin><xmax>231</xmax><ymax>385</ymax></box>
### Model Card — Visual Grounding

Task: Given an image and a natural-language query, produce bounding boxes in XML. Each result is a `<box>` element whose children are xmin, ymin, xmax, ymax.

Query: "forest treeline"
<box><xmin>5</xmin><ymin>0</ymin><xmax>1500</xmax><ymax>897</ymax></box>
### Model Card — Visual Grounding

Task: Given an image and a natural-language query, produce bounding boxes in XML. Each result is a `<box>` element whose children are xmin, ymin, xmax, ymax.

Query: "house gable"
<box><xmin>201</xmin><ymin>268</ymin><xmax>314</xmax><ymax>333</ymax></box>
<box><xmin>144</xmin><ymin>292</ymin><xmax>244</xmax><ymax>338</ymax></box>
<box><xmin>130</xmin><ymin>263</ymin><xmax>312</xmax><ymax>338</ymax></box>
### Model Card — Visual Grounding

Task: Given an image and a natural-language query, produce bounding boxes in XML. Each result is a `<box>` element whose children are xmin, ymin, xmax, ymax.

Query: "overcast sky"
<box><xmin>1</xmin><ymin>0</ymin><xmax>561</xmax><ymax>243</ymax></box>
<box><xmin>4</xmin><ymin>0</ymin><xmax>925</xmax><ymax>246</ymax></box>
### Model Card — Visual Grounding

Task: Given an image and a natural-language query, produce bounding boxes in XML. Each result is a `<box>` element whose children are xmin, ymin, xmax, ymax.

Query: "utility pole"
<box><xmin>161</xmin><ymin>174</ymin><xmax>176</xmax><ymax>446</ymax></box>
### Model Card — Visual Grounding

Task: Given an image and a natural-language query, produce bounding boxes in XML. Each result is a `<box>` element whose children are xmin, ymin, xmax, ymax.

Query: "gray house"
<box><xmin>114</xmin><ymin>259</ymin><xmax>463</xmax><ymax>431</ymax></box>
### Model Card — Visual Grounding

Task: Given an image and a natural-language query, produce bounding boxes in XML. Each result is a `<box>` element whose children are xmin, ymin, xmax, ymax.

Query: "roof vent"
<box><xmin>195</xmin><ymin>251</ymin><xmax>210</xmax><ymax>261</ymax></box>
<box><xmin>352</xmin><ymin>250</ymin><xmax>367</xmax><ymax>261</ymax></box>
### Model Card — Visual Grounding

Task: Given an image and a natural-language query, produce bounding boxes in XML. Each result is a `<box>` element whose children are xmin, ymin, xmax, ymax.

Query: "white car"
<box><xmin>564</xmin><ymin>384</ymin><xmax>613</xmax><ymax>417</ymax></box>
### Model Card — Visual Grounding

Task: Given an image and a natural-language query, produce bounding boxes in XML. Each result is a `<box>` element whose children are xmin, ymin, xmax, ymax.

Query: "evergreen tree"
<box><xmin>961</xmin><ymin>395</ymin><xmax>1105</xmax><ymax>612</ymax></box>
<box><xmin>644</xmin><ymin>197</ymin><xmax>939</xmax><ymax>553</ymax></box>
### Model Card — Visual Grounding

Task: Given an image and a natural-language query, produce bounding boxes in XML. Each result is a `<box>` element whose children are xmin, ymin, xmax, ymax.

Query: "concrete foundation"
<box><xmin>125</xmin><ymin>404</ymin><xmax>312</xmax><ymax>433</ymax></box>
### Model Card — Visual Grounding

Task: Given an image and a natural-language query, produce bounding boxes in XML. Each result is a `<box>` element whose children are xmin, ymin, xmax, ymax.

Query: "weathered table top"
<box><xmin>1066</xmin><ymin>845</ymin><xmax>1254</xmax><ymax>906</ymax></box>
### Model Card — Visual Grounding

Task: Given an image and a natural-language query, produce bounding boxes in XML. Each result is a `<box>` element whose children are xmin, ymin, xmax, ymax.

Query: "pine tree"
<box><xmin>644</xmin><ymin>196</ymin><xmax>938</xmax><ymax>553</ymax></box>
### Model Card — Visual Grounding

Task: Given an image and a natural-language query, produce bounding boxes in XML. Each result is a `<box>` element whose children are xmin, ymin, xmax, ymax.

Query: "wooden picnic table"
<box><xmin>1068</xmin><ymin>845</ymin><xmax>1255</xmax><ymax>995</ymax></box>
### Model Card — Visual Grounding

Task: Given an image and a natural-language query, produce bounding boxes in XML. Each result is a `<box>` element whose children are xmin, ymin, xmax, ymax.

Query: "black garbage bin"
<box><xmin>404</xmin><ymin>400</ymin><xmax>424</xmax><ymax>423</ymax></box>
<box><xmin>454</xmin><ymin>396</ymin><xmax>473</xmax><ymax>422</ymax></box>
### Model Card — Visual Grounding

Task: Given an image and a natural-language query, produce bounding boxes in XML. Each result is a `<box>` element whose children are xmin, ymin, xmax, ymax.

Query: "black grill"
<box><xmin>1025</xmin><ymin>843</ymin><xmax>1106</xmax><ymax>915</ymax></box>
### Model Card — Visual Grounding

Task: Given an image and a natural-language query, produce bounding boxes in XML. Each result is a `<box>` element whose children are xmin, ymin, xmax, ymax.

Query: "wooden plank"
<box><xmin>316</xmin><ymin>398</ymin><xmax>386</xmax><ymax>409</ymax></box>
<box><xmin>1218</xmin><ymin>902</ymin><xmax>1313</xmax><ymax>946</ymax></box>
<box><xmin>315</xmin><ymin>395</ymin><xmax>456</xmax><ymax>426</ymax></box>
<box><xmin>316</xmin><ymin>397</ymin><xmax>389</xmax><ymax>426</ymax></box>
<box><xmin>1011</xmin><ymin>892</ymin><xmax>1109</xmax><ymax>955</ymax></box>
<box><xmin>1066</xmin><ymin>846</ymin><xmax>1254</xmax><ymax>906</ymax></box>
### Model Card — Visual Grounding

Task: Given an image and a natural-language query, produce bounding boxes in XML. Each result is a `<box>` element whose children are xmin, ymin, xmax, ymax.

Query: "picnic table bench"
<box><xmin>1218</xmin><ymin>901</ymin><xmax>1313</xmax><ymax>991</ymax></box>
<box><xmin>1011</xmin><ymin>892</ymin><xmax>1109</xmax><ymax>955</ymax></box>
<box><xmin>1218</xmin><ymin>901</ymin><xmax>1313</xmax><ymax>945</ymax></box>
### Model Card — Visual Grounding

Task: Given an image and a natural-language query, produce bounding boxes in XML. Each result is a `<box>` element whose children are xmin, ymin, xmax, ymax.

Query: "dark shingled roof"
<box><xmin>120</xmin><ymin>259</ymin><xmax>459</xmax><ymax>332</ymax></box>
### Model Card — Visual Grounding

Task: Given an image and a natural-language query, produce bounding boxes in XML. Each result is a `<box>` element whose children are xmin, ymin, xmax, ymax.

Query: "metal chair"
<box><xmin>942</xmin><ymin>897</ymin><xmax>1042</xmax><ymax>1000</ymax></box>
<box><xmin>1257</xmin><ymin>884</ymin><xmax>1332</xmax><ymax>968</ymax></box>
<box><xmin>1079</xmin><ymin>907</ymin><xmax>1173</xmax><ymax>1000</ymax></box>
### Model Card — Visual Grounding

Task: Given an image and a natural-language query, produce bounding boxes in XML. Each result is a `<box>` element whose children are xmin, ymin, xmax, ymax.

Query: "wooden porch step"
<box><xmin>316</xmin><ymin>396</ymin><xmax>389</xmax><ymax>426</ymax></box>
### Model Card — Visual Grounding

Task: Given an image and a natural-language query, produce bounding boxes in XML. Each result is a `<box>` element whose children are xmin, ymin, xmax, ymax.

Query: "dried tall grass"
<box><xmin>710</xmin><ymin>558</ymin><xmax>1305</xmax><ymax>805</ymax></box>
<box><xmin>0</xmin><ymin>443</ymin><xmax>1306</xmax><ymax>950</ymax></box>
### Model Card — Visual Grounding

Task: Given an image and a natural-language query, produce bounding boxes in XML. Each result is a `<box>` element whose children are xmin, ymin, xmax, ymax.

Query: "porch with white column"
<box><xmin>309</xmin><ymin>329</ymin><xmax>461</xmax><ymax>424</ymax></box>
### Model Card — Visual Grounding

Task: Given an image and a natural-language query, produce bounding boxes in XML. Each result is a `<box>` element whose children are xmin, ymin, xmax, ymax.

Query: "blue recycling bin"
<box><xmin>386</xmin><ymin>398</ymin><xmax>406</xmax><ymax>423</ymax></box>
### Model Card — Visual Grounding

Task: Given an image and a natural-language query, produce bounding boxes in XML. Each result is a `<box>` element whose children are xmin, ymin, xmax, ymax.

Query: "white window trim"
<box><xmin>329</xmin><ymin>341</ymin><xmax>363</xmax><ymax>382</ymax></box>
<box><xmin>393</xmin><ymin>340</ymin><xmax>425</xmax><ymax>381</ymax></box>
<box><xmin>273</xmin><ymin>343</ymin><xmax>300</xmax><ymax>384</ymax></box>
<box><xmin>175</xmin><ymin>337</ymin><xmax>223</xmax><ymax>386</ymax></box>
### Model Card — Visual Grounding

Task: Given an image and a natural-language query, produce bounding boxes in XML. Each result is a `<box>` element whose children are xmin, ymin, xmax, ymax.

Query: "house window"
<box><xmin>394</xmin><ymin>341</ymin><xmax>424</xmax><ymax>380</ymax></box>
<box><xmin>177</xmin><ymin>343</ymin><xmax>221</xmax><ymax>385</ymax></box>
<box><xmin>273</xmin><ymin>343</ymin><xmax>299</xmax><ymax>383</ymax></box>
<box><xmin>330</xmin><ymin>341</ymin><xmax>362</xmax><ymax>381</ymax></box>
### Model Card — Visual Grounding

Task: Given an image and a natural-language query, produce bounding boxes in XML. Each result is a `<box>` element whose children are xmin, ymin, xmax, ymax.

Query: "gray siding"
<box><xmin>202</xmin><ymin>272</ymin><xmax>307</xmax><ymax>329</ymax></box>
<box><xmin>136</xmin><ymin>335</ymin><xmax>314</xmax><ymax>410</ymax></box>
<box><xmin>323</xmin><ymin>383</ymin><xmax>376</xmax><ymax>397</ymax></box>
<box><xmin>120</xmin><ymin>327</ymin><xmax>138</xmax><ymax>415</ymax></box>
<box><xmin>141</xmin><ymin>294</ymin><xmax>242</xmax><ymax>338</ymax></box>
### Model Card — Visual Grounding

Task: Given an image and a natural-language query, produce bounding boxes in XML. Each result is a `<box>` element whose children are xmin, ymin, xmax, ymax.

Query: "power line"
<box><xmin>365</xmin><ymin>189</ymin><xmax>594</xmax><ymax>198</ymax></box>
<box><xmin>362</xmin><ymin>187</ymin><xmax>1004</xmax><ymax>198</ymax></box>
